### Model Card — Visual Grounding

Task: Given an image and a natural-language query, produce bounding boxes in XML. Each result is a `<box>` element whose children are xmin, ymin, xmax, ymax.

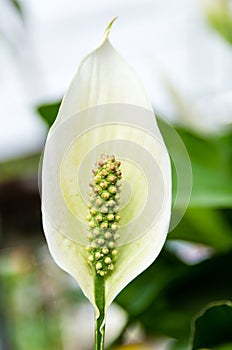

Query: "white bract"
<box><xmin>42</xmin><ymin>19</ymin><xmax>172</xmax><ymax>311</ymax></box>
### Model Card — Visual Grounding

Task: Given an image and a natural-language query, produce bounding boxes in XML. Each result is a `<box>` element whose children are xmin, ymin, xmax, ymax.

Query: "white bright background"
<box><xmin>0</xmin><ymin>0</ymin><xmax>232</xmax><ymax>160</ymax></box>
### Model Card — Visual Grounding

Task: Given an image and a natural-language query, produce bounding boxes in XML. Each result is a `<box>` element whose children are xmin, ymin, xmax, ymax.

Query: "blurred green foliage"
<box><xmin>205</xmin><ymin>0</ymin><xmax>232</xmax><ymax>45</ymax></box>
<box><xmin>176</xmin><ymin>128</ymin><xmax>232</xmax><ymax>208</ymax></box>
<box><xmin>0</xmin><ymin>153</ymin><xmax>41</xmax><ymax>183</ymax></box>
<box><xmin>0</xmin><ymin>255</ymin><xmax>62</xmax><ymax>350</ymax></box>
<box><xmin>10</xmin><ymin>0</ymin><xmax>22</xmax><ymax>15</ymax></box>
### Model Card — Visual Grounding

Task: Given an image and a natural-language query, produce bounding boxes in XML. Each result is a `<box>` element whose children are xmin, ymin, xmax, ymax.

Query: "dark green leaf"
<box><xmin>116</xmin><ymin>249</ymin><xmax>232</xmax><ymax>344</ymax></box>
<box><xmin>191</xmin><ymin>301</ymin><xmax>232</xmax><ymax>350</ymax></box>
<box><xmin>116</xmin><ymin>249</ymin><xmax>185</xmax><ymax>317</ymax></box>
<box><xmin>36</xmin><ymin>101</ymin><xmax>61</xmax><ymax>128</ymax></box>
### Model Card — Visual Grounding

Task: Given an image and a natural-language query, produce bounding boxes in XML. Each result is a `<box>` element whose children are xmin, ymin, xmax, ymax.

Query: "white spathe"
<box><xmin>42</xmin><ymin>21</ymin><xmax>172</xmax><ymax>310</ymax></box>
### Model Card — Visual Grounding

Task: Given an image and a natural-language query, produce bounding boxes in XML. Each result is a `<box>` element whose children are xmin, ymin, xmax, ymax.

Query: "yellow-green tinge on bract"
<box><xmin>42</xmin><ymin>21</ymin><xmax>172</xmax><ymax>311</ymax></box>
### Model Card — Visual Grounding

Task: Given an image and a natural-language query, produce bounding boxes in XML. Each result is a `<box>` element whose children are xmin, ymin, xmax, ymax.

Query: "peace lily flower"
<box><xmin>41</xmin><ymin>19</ymin><xmax>171</xmax><ymax>350</ymax></box>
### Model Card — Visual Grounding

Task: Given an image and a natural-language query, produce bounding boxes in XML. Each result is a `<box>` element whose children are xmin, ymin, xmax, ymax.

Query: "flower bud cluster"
<box><xmin>86</xmin><ymin>154</ymin><xmax>122</xmax><ymax>276</ymax></box>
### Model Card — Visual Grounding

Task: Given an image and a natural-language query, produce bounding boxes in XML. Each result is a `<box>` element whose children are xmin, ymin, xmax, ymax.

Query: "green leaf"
<box><xmin>170</xmin><ymin>207</ymin><xmax>232</xmax><ymax>252</ymax></box>
<box><xmin>36</xmin><ymin>101</ymin><xmax>61</xmax><ymax>128</ymax></box>
<box><xmin>190</xmin><ymin>301</ymin><xmax>232</xmax><ymax>350</ymax></box>
<box><xmin>116</xmin><ymin>249</ymin><xmax>185</xmax><ymax>317</ymax></box>
<box><xmin>157</xmin><ymin>117</ymin><xmax>232</xmax><ymax>209</ymax></box>
<box><xmin>175</xmin><ymin>128</ymin><xmax>232</xmax><ymax>208</ymax></box>
<box><xmin>116</xmin><ymin>249</ymin><xmax>232</xmax><ymax>345</ymax></box>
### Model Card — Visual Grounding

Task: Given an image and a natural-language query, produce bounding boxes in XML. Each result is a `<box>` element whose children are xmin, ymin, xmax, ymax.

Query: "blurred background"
<box><xmin>0</xmin><ymin>0</ymin><xmax>232</xmax><ymax>349</ymax></box>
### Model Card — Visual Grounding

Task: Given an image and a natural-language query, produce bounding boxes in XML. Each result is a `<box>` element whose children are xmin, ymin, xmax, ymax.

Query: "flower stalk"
<box><xmin>94</xmin><ymin>274</ymin><xmax>105</xmax><ymax>350</ymax></box>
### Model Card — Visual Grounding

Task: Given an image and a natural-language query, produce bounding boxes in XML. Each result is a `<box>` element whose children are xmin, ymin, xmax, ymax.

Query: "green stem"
<box><xmin>94</xmin><ymin>274</ymin><xmax>106</xmax><ymax>350</ymax></box>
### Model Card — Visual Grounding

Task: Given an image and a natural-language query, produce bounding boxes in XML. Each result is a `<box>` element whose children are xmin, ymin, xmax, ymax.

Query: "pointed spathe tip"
<box><xmin>104</xmin><ymin>17</ymin><xmax>118</xmax><ymax>40</ymax></box>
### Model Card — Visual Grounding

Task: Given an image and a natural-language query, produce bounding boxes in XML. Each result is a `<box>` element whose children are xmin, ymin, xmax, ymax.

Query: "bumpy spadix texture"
<box><xmin>86</xmin><ymin>154</ymin><xmax>121</xmax><ymax>276</ymax></box>
<box><xmin>42</xmin><ymin>22</ymin><xmax>172</xmax><ymax>310</ymax></box>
